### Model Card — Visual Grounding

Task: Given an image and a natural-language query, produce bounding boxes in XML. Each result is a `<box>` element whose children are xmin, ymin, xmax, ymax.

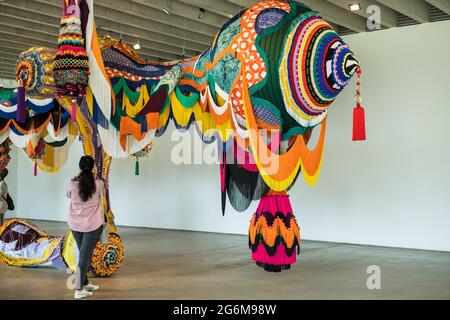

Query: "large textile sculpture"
<box><xmin>0</xmin><ymin>0</ymin><xmax>364</xmax><ymax>275</ymax></box>
<box><xmin>0</xmin><ymin>219</ymin><xmax>66</xmax><ymax>269</ymax></box>
<box><xmin>91</xmin><ymin>0</ymin><xmax>363</xmax><ymax>272</ymax></box>
<box><xmin>0</xmin><ymin>219</ymin><xmax>123</xmax><ymax>277</ymax></box>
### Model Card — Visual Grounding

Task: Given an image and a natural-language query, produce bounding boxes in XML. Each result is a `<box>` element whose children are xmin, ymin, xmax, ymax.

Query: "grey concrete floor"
<box><xmin>0</xmin><ymin>219</ymin><xmax>449</xmax><ymax>300</ymax></box>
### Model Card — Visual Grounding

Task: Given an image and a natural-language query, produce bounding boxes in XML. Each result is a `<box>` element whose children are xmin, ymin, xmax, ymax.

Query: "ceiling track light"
<box><xmin>133</xmin><ymin>38</ymin><xmax>141</xmax><ymax>50</ymax></box>
<box><xmin>163</xmin><ymin>0</ymin><xmax>172</xmax><ymax>15</ymax></box>
<box><xmin>198</xmin><ymin>8</ymin><xmax>205</xmax><ymax>19</ymax></box>
<box><xmin>348</xmin><ymin>3</ymin><xmax>361</xmax><ymax>11</ymax></box>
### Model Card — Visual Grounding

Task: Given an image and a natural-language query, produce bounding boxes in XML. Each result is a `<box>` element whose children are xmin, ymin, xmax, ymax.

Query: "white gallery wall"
<box><xmin>10</xmin><ymin>20</ymin><xmax>450</xmax><ymax>251</ymax></box>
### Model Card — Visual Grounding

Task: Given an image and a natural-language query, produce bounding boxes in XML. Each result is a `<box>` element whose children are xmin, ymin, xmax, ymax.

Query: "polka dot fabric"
<box><xmin>230</xmin><ymin>0</ymin><xmax>290</xmax><ymax>119</ymax></box>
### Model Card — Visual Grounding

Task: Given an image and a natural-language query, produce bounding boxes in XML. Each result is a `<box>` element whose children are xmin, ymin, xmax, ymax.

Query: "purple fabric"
<box><xmin>16</xmin><ymin>86</ymin><xmax>26</xmax><ymax>123</ymax></box>
<box><xmin>51</xmin><ymin>254</ymin><xmax>69</xmax><ymax>271</ymax></box>
<box><xmin>138</xmin><ymin>86</ymin><xmax>167</xmax><ymax>115</ymax></box>
<box><xmin>102</xmin><ymin>47</ymin><xmax>162</xmax><ymax>74</ymax></box>
<box><xmin>47</xmin><ymin>240</ymin><xmax>66</xmax><ymax>270</ymax></box>
<box><xmin>255</xmin><ymin>8</ymin><xmax>287</xmax><ymax>34</ymax></box>
<box><xmin>79</xmin><ymin>0</ymin><xmax>89</xmax><ymax>43</ymax></box>
<box><xmin>253</xmin><ymin>105</ymin><xmax>281</xmax><ymax>126</ymax></box>
<box><xmin>63</xmin><ymin>0</ymin><xmax>78</xmax><ymax>16</ymax></box>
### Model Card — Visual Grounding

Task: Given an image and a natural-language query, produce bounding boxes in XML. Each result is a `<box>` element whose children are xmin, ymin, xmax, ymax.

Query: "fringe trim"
<box><xmin>255</xmin><ymin>261</ymin><xmax>291</xmax><ymax>272</ymax></box>
<box><xmin>249</xmin><ymin>235</ymin><xmax>300</xmax><ymax>257</ymax></box>
<box><xmin>248</xmin><ymin>212</ymin><xmax>300</xmax><ymax>250</ymax></box>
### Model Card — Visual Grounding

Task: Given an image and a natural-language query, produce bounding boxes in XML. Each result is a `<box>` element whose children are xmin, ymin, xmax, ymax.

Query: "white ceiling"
<box><xmin>0</xmin><ymin>0</ymin><xmax>449</xmax><ymax>81</ymax></box>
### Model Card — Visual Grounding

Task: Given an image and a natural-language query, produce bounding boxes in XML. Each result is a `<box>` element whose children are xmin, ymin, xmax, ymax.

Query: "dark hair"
<box><xmin>73</xmin><ymin>156</ymin><xmax>96</xmax><ymax>202</ymax></box>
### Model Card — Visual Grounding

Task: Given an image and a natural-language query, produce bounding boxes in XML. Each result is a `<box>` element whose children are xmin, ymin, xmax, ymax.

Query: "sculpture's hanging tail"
<box><xmin>249</xmin><ymin>191</ymin><xmax>300</xmax><ymax>272</ymax></box>
<box><xmin>352</xmin><ymin>67</ymin><xmax>366</xmax><ymax>141</ymax></box>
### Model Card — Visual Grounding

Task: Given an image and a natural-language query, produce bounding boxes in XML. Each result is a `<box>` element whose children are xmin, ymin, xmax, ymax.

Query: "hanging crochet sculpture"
<box><xmin>15</xmin><ymin>47</ymin><xmax>56</xmax><ymax>123</ymax></box>
<box><xmin>1</xmin><ymin>0</ymin><xmax>364</xmax><ymax>275</ymax></box>
<box><xmin>92</xmin><ymin>0</ymin><xmax>363</xmax><ymax>272</ymax></box>
<box><xmin>7</xmin><ymin>46</ymin><xmax>78</xmax><ymax>175</ymax></box>
<box><xmin>53</xmin><ymin>0</ymin><xmax>90</xmax><ymax>122</ymax></box>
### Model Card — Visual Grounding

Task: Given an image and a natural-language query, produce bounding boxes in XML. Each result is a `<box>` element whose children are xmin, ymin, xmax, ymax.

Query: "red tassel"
<box><xmin>352</xmin><ymin>67</ymin><xmax>366</xmax><ymax>141</ymax></box>
<box><xmin>34</xmin><ymin>161</ymin><xmax>37</xmax><ymax>176</ymax></box>
<box><xmin>352</xmin><ymin>104</ymin><xmax>366</xmax><ymax>141</ymax></box>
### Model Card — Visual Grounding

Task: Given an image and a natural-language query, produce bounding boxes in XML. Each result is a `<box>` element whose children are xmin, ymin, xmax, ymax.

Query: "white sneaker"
<box><xmin>74</xmin><ymin>289</ymin><xmax>93</xmax><ymax>299</ymax></box>
<box><xmin>83</xmin><ymin>282</ymin><xmax>99</xmax><ymax>291</ymax></box>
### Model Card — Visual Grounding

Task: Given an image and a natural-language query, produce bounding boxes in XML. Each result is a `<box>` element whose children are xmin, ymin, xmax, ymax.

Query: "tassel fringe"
<box><xmin>352</xmin><ymin>67</ymin><xmax>366</xmax><ymax>141</ymax></box>
<box><xmin>135</xmin><ymin>159</ymin><xmax>139</xmax><ymax>176</ymax></box>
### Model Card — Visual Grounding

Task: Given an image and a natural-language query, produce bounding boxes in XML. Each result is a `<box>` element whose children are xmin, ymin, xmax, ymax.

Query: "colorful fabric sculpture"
<box><xmin>85</xmin><ymin>0</ymin><xmax>361</xmax><ymax>271</ymax></box>
<box><xmin>53</xmin><ymin>0</ymin><xmax>89</xmax><ymax>121</ymax></box>
<box><xmin>0</xmin><ymin>219</ymin><xmax>124</xmax><ymax>277</ymax></box>
<box><xmin>94</xmin><ymin>0</ymin><xmax>362</xmax><ymax>272</ymax></box>
<box><xmin>0</xmin><ymin>219</ymin><xmax>66</xmax><ymax>269</ymax></box>
<box><xmin>2</xmin><ymin>0</ymin><xmax>364</xmax><ymax>275</ymax></box>
<box><xmin>0</xmin><ymin>95</ymin><xmax>78</xmax><ymax>172</ymax></box>
<box><xmin>15</xmin><ymin>48</ymin><xmax>56</xmax><ymax>99</ymax></box>
<box><xmin>15</xmin><ymin>47</ymin><xmax>56</xmax><ymax>122</ymax></box>
<box><xmin>82</xmin><ymin>0</ymin><xmax>115</xmax><ymax>123</ymax></box>
<box><xmin>90</xmin><ymin>233</ymin><xmax>124</xmax><ymax>277</ymax></box>
<box><xmin>12</xmin><ymin>47</ymin><xmax>77</xmax><ymax>175</ymax></box>
<box><xmin>0</xmin><ymin>91</ymin><xmax>77</xmax><ymax>174</ymax></box>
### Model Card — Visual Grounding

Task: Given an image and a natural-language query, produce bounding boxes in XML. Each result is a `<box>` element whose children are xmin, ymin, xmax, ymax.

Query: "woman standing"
<box><xmin>66</xmin><ymin>155</ymin><xmax>105</xmax><ymax>299</ymax></box>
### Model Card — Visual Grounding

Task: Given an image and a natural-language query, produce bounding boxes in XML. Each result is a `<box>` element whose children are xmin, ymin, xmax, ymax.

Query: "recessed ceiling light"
<box><xmin>348</xmin><ymin>3</ymin><xmax>361</xmax><ymax>11</ymax></box>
